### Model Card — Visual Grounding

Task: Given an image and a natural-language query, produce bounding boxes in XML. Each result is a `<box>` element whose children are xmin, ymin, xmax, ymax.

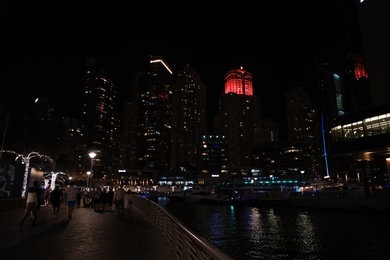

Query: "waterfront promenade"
<box><xmin>0</xmin><ymin>204</ymin><xmax>173</xmax><ymax>260</ymax></box>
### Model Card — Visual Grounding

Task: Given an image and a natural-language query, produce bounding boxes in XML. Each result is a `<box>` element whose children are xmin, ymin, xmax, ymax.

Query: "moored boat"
<box><xmin>165</xmin><ymin>187</ymin><xmax>207</xmax><ymax>202</ymax></box>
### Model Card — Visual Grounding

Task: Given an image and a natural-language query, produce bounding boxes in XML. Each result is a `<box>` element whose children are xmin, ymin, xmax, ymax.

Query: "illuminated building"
<box><xmin>199</xmin><ymin>135</ymin><xmax>229</xmax><ymax>184</ymax></box>
<box><xmin>174</xmin><ymin>65</ymin><xmax>207</xmax><ymax>170</ymax></box>
<box><xmin>224</xmin><ymin>67</ymin><xmax>253</xmax><ymax>96</ymax></box>
<box><xmin>216</xmin><ymin>67</ymin><xmax>261</xmax><ymax>174</ymax></box>
<box><xmin>76</xmin><ymin>56</ymin><xmax>120</xmax><ymax>179</ymax></box>
<box><xmin>127</xmin><ymin>55</ymin><xmax>174</xmax><ymax>184</ymax></box>
<box><xmin>285</xmin><ymin>87</ymin><xmax>323</xmax><ymax>178</ymax></box>
<box><xmin>327</xmin><ymin>0</ymin><xmax>390</xmax><ymax>195</ymax></box>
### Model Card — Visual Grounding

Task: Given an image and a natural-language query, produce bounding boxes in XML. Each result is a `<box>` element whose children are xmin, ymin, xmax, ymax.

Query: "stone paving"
<box><xmin>0</xmin><ymin>204</ymin><xmax>173</xmax><ymax>260</ymax></box>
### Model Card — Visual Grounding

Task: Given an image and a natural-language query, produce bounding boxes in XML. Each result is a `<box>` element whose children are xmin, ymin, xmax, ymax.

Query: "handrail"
<box><xmin>132</xmin><ymin>195</ymin><xmax>234</xmax><ymax>260</ymax></box>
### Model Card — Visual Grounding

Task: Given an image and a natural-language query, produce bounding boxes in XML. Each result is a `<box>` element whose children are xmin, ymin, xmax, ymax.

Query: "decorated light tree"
<box><xmin>44</xmin><ymin>171</ymin><xmax>67</xmax><ymax>190</ymax></box>
<box><xmin>1</xmin><ymin>150</ymin><xmax>53</xmax><ymax>197</ymax></box>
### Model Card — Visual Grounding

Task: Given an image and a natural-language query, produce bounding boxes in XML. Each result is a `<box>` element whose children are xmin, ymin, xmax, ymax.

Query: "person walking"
<box><xmin>76</xmin><ymin>188</ymin><xmax>82</xmax><ymax>208</ymax></box>
<box><xmin>113</xmin><ymin>185</ymin><xmax>126</xmax><ymax>219</ymax></box>
<box><xmin>50</xmin><ymin>184</ymin><xmax>63</xmax><ymax>219</ymax></box>
<box><xmin>64</xmin><ymin>181</ymin><xmax>78</xmax><ymax>220</ymax></box>
<box><xmin>44</xmin><ymin>187</ymin><xmax>51</xmax><ymax>206</ymax></box>
<box><xmin>100</xmin><ymin>187</ymin><xmax>108</xmax><ymax>211</ymax></box>
<box><xmin>107</xmin><ymin>186</ymin><xmax>114</xmax><ymax>210</ymax></box>
<box><xmin>123</xmin><ymin>189</ymin><xmax>133</xmax><ymax>218</ymax></box>
<box><xmin>20</xmin><ymin>180</ymin><xmax>41</xmax><ymax>227</ymax></box>
<box><xmin>91</xmin><ymin>187</ymin><xmax>102</xmax><ymax>212</ymax></box>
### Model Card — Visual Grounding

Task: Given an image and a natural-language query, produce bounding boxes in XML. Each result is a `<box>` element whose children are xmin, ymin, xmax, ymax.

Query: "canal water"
<box><xmin>155</xmin><ymin>197</ymin><xmax>390</xmax><ymax>260</ymax></box>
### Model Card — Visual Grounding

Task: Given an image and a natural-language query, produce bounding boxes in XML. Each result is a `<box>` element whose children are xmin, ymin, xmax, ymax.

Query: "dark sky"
<box><xmin>1</xmin><ymin>1</ymin><xmax>361</xmax><ymax>136</ymax></box>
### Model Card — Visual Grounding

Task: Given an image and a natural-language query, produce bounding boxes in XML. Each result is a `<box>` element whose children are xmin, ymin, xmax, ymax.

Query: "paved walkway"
<box><xmin>0</xmin><ymin>204</ymin><xmax>173</xmax><ymax>260</ymax></box>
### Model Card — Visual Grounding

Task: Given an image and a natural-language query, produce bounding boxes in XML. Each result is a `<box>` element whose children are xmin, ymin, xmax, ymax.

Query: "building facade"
<box><xmin>216</xmin><ymin>67</ymin><xmax>261</xmax><ymax>174</ymax></box>
<box><xmin>75</xmin><ymin>56</ymin><xmax>120</xmax><ymax>181</ymax></box>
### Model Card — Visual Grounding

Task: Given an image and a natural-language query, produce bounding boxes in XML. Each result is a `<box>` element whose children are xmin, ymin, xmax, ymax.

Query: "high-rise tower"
<box><xmin>129</xmin><ymin>55</ymin><xmax>174</xmax><ymax>183</ymax></box>
<box><xmin>76</xmin><ymin>57</ymin><xmax>120</xmax><ymax>180</ymax></box>
<box><xmin>357</xmin><ymin>0</ymin><xmax>390</xmax><ymax>106</ymax></box>
<box><xmin>174</xmin><ymin>64</ymin><xmax>207</xmax><ymax>170</ymax></box>
<box><xmin>216</xmin><ymin>67</ymin><xmax>261</xmax><ymax>174</ymax></box>
<box><xmin>286</xmin><ymin>87</ymin><xmax>323</xmax><ymax>177</ymax></box>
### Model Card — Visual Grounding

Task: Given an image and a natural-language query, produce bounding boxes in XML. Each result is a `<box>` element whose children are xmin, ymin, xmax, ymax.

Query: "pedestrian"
<box><xmin>113</xmin><ymin>184</ymin><xmax>126</xmax><ymax>219</ymax></box>
<box><xmin>64</xmin><ymin>181</ymin><xmax>78</xmax><ymax>220</ymax></box>
<box><xmin>50</xmin><ymin>184</ymin><xmax>63</xmax><ymax>219</ymax></box>
<box><xmin>101</xmin><ymin>187</ymin><xmax>108</xmax><ymax>211</ymax></box>
<box><xmin>107</xmin><ymin>186</ymin><xmax>114</xmax><ymax>210</ymax></box>
<box><xmin>124</xmin><ymin>189</ymin><xmax>133</xmax><ymax>218</ymax></box>
<box><xmin>76</xmin><ymin>188</ymin><xmax>82</xmax><ymax>208</ymax></box>
<box><xmin>20</xmin><ymin>180</ymin><xmax>41</xmax><ymax>227</ymax></box>
<box><xmin>91</xmin><ymin>187</ymin><xmax>102</xmax><ymax>212</ymax></box>
<box><xmin>44</xmin><ymin>187</ymin><xmax>51</xmax><ymax>206</ymax></box>
<box><xmin>83</xmin><ymin>191</ymin><xmax>92</xmax><ymax>208</ymax></box>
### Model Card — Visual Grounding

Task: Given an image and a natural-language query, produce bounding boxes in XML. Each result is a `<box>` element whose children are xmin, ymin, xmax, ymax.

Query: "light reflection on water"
<box><xmin>156</xmin><ymin>197</ymin><xmax>390</xmax><ymax>260</ymax></box>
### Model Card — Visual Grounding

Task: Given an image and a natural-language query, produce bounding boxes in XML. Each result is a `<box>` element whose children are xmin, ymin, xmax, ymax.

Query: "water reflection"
<box><xmin>157</xmin><ymin>198</ymin><xmax>390</xmax><ymax>260</ymax></box>
<box><xmin>295</xmin><ymin>212</ymin><xmax>320</xmax><ymax>259</ymax></box>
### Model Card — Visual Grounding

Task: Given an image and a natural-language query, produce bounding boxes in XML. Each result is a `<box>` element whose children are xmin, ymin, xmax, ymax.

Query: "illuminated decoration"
<box><xmin>49</xmin><ymin>172</ymin><xmax>65</xmax><ymax>190</ymax></box>
<box><xmin>1</xmin><ymin>150</ymin><xmax>53</xmax><ymax>197</ymax></box>
<box><xmin>224</xmin><ymin>66</ymin><xmax>253</xmax><ymax>96</ymax></box>
<box><xmin>42</xmin><ymin>171</ymin><xmax>66</xmax><ymax>190</ymax></box>
<box><xmin>321</xmin><ymin>114</ymin><xmax>330</xmax><ymax>177</ymax></box>
<box><xmin>44</xmin><ymin>178</ymin><xmax>50</xmax><ymax>188</ymax></box>
<box><xmin>150</xmin><ymin>58</ymin><xmax>173</xmax><ymax>74</ymax></box>
<box><xmin>353</xmin><ymin>54</ymin><xmax>368</xmax><ymax>80</ymax></box>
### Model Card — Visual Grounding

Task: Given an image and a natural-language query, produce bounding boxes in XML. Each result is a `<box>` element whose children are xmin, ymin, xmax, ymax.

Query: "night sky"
<box><xmin>1</xmin><ymin>1</ymin><xmax>361</xmax><ymax>138</ymax></box>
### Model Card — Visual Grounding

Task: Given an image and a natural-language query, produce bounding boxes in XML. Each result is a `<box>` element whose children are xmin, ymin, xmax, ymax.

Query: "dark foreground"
<box><xmin>0</xmin><ymin>204</ymin><xmax>172</xmax><ymax>260</ymax></box>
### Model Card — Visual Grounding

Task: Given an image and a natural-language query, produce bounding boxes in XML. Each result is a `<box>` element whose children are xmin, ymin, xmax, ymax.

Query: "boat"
<box><xmin>166</xmin><ymin>187</ymin><xmax>231</xmax><ymax>204</ymax></box>
<box><xmin>165</xmin><ymin>187</ymin><xmax>207</xmax><ymax>202</ymax></box>
<box><xmin>198</xmin><ymin>194</ymin><xmax>231</xmax><ymax>205</ymax></box>
<box><xmin>185</xmin><ymin>187</ymin><xmax>231</xmax><ymax>204</ymax></box>
<box><xmin>185</xmin><ymin>190</ymin><xmax>213</xmax><ymax>203</ymax></box>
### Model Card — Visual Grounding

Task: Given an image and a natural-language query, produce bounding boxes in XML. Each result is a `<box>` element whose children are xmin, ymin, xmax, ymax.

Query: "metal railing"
<box><xmin>132</xmin><ymin>195</ymin><xmax>234</xmax><ymax>260</ymax></box>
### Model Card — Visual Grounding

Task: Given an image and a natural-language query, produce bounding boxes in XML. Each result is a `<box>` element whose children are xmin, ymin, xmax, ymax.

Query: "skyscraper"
<box><xmin>129</xmin><ymin>55</ymin><xmax>174</xmax><ymax>183</ymax></box>
<box><xmin>357</xmin><ymin>0</ymin><xmax>390</xmax><ymax>106</ymax></box>
<box><xmin>216</xmin><ymin>67</ymin><xmax>261</xmax><ymax>174</ymax></box>
<box><xmin>327</xmin><ymin>0</ymin><xmax>390</xmax><ymax>193</ymax></box>
<box><xmin>76</xmin><ymin>57</ymin><xmax>120</xmax><ymax>180</ymax></box>
<box><xmin>174</xmin><ymin>64</ymin><xmax>207</xmax><ymax>171</ymax></box>
<box><xmin>285</xmin><ymin>87</ymin><xmax>322</xmax><ymax>178</ymax></box>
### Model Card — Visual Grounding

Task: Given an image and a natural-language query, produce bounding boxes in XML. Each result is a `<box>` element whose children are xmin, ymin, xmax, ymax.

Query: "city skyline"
<box><xmin>2</xmin><ymin>1</ymin><xmax>361</xmax><ymax>132</ymax></box>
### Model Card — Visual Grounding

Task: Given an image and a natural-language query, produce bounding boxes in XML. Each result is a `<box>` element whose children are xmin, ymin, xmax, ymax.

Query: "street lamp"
<box><xmin>88</xmin><ymin>151</ymin><xmax>96</xmax><ymax>188</ymax></box>
<box><xmin>86</xmin><ymin>171</ymin><xmax>91</xmax><ymax>191</ymax></box>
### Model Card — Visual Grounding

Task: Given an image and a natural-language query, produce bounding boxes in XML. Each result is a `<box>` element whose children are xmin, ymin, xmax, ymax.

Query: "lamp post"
<box><xmin>86</xmin><ymin>171</ymin><xmax>91</xmax><ymax>191</ymax></box>
<box><xmin>88</xmin><ymin>151</ymin><xmax>96</xmax><ymax>188</ymax></box>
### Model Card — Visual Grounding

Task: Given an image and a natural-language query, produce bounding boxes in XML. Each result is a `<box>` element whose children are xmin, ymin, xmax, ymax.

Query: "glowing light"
<box><xmin>224</xmin><ymin>68</ymin><xmax>253</xmax><ymax>96</ymax></box>
<box><xmin>150</xmin><ymin>58</ymin><xmax>173</xmax><ymax>74</ymax></box>
<box><xmin>88</xmin><ymin>151</ymin><xmax>96</xmax><ymax>189</ymax></box>
<box><xmin>1</xmin><ymin>150</ymin><xmax>53</xmax><ymax>197</ymax></box>
<box><xmin>49</xmin><ymin>172</ymin><xmax>65</xmax><ymax>190</ymax></box>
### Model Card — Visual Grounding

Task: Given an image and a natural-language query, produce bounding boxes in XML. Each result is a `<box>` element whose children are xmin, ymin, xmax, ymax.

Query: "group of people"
<box><xmin>20</xmin><ymin>181</ymin><xmax>80</xmax><ymax>227</ymax></box>
<box><xmin>21</xmin><ymin>181</ymin><xmax>133</xmax><ymax>227</ymax></box>
<box><xmin>88</xmin><ymin>187</ymin><xmax>114</xmax><ymax>212</ymax></box>
<box><xmin>113</xmin><ymin>184</ymin><xmax>133</xmax><ymax>219</ymax></box>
